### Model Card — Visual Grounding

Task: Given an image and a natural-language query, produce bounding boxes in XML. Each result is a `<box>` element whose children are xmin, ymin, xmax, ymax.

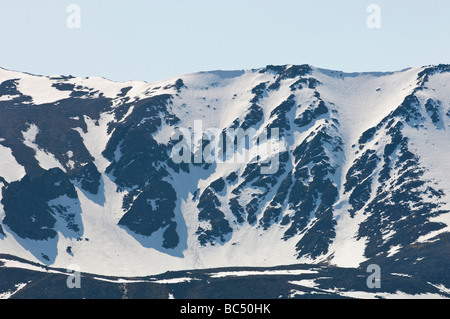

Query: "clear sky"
<box><xmin>0</xmin><ymin>0</ymin><xmax>449</xmax><ymax>83</ymax></box>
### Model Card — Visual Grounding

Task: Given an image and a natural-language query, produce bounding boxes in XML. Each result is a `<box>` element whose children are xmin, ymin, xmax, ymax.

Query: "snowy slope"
<box><xmin>0</xmin><ymin>64</ymin><xmax>449</xmax><ymax>279</ymax></box>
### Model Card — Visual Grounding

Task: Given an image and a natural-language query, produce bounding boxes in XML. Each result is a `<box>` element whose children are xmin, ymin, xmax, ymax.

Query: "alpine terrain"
<box><xmin>1</xmin><ymin>64</ymin><xmax>450</xmax><ymax>298</ymax></box>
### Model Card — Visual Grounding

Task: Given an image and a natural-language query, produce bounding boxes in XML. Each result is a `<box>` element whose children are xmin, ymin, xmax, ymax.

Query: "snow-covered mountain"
<box><xmin>1</xmin><ymin>63</ymin><xmax>450</xmax><ymax>287</ymax></box>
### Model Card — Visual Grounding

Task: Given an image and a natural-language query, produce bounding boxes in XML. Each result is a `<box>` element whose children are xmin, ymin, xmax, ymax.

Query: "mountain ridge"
<box><xmin>0</xmin><ymin>63</ymin><xmax>449</xmax><ymax>279</ymax></box>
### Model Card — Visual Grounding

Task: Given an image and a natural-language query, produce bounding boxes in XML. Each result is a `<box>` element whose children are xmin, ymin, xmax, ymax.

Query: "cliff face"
<box><xmin>0</xmin><ymin>64</ymin><xmax>449</xmax><ymax>280</ymax></box>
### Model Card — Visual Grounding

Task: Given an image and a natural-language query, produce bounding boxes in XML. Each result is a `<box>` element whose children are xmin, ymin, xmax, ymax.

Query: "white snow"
<box><xmin>428</xmin><ymin>283</ymin><xmax>450</xmax><ymax>295</ymax></box>
<box><xmin>0</xmin><ymin>282</ymin><xmax>28</xmax><ymax>299</ymax></box>
<box><xmin>1</xmin><ymin>65</ymin><xmax>450</xmax><ymax>279</ymax></box>
<box><xmin>153</xmin><ymin>124</ymin><xmax>176</xmax><ymax>145</ymax></box>
<box><xmin>335</xmin><ymin>290</ymin><xmax>447</xmax><ymax>299</ymax></box>
<box><xmin>314</xmin><ymin>67</ymin><xmax>422</xmax><ymax>146</ymax></box>
<box><xmin>17</xmin><ymin>76</ymin><xmax>71</xmax><ymax>105</ymax></box>
<box><xmin>152</xmin><ymin>277</ymin><xmax>196</xmax><ymax>284</ymax></box>
<box><xmin>387</xmin><ymin>245</ymin><xmax>402</xmax><ymax>258</ymax></box>
<box><xmin>0</xmin><ymin>66</ymin><xmax>151</xmax><ymax>105</ymax></box>
<box><xmin>209</xmin><ymin>269</ymin><xmax>319</xmax><ymax>278</ymax></box>
<box><xmin>289</xmin><ymin>279</ymin><xmax>319</xmax><ymax>289</ymax></box>
<box><xmin>66</xmin><ymin>76</ymin><xmax>148</xmax><ymax>100</ymax></box>
<box><xmin>22</xmin><ymin>124</ymin><xmax>64</xmax><ymax>171</ymax></box>
<box><xmin>90</xmin><ymin>277</ymin><xmax>149</xmax><ymax>284</ymax></box>
<box><xmin>0</xmin><ymin>67</ymin><xmax>25</xmax><ymax>82</ymax></box>
<box><xmin>391</xmin><ymin>273</ymin><xmax>412</xmax><ymax>278</ymax></box>
<box><xmin>0</xmin><ymin>258</ymin><xmax>61</xmax><ymax>274</ymax></box>
<box><xmin>288</xmin><ymin>290</ymin><xmax>307</xmax><ymax>298</ymax></box>
<box><xmin>401</xmin><ymin>72</ymin><xmax>450</xmax><ymax>242</ymax></box>
<box><xmin>0</xmin><ymin>144</ymin><xmax>26</xmax><ymax>182</ymax></box>
<box><xmin>328</xmin><ymin>202</ymin><xmax>368</xmax><ymax>267</ymax></box>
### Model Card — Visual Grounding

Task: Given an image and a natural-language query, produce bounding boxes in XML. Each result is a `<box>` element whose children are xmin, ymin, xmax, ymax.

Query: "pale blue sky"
<box><xmin>0</xmin><ymin>0</ymin><xmax>449</xmax><ymax>82</ymax></box>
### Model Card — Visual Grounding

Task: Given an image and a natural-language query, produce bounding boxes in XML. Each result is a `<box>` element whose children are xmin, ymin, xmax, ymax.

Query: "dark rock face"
<box><xmin>425</xmin><ymin>99</ymin><xmax>443</xmax><ymax>128</ymax></box>
<box><xmin>346</xmin><ymin>92</ymin><xmax>449</xmax><ymax>261</ymax></box>
<box><xmin>118</xmin><ymin>181</ymin><xmax>179</xmax><ymax>248</ymax></box>
<box><xmin>2</xmin><ymin>168</ymin><xmax>81</xmax><ymax>241</ymax></box>
<box><xmin>0</xmin><ymin>96</ymin><xmax>110</xmax><ymax>177</ymax></box>
<box><xmin>286</xmin><ymin>124</ymin><xmax>341</xmax><ymax>259</ymax></box>
<box><xmin>72</xmin><ymin>162</ymin><xmax>101</xmax><ymax>194</ymax></box>
<box><xmin>345</xmin><ymin>149</ymin><xmax>380</xmax><ymax>216</ymax></box>
<box><xmin>99</xmin><ymin>93</ymin><xmax>186</xmax><ymax>251</ymax></box>
<box><xmin>294</xmin><ymin>99</ymin><xmax>328</xmax><ymax>128</ymax></box>
<box><xmin>0</xmin><ymin>79</ymin><xmax>33</xmax><ymax>105</ymax></box>
<box><xmin>3</xmin><ymin>258</ymin><xmax>450</xmax><ymax>299</ymax></box>
<box><xmin>269</xmin><ymin>95</ymin><xmax>296</xmax><ymax>133</ymax></box>
<box><xmin>196</xmin><ymin>187</ymin><xmax>232</xmax><ymax>246</ymax></box>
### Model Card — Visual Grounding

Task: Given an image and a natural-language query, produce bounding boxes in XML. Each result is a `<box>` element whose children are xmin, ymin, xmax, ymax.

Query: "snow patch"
<box><xmin>22</xmin><ymin>124</ymin><xmax>64</xmax><ymax>171</ymax></box>
<box><xmin>0</xmin><ymin>144</ymin><xmax>26</xmax><ymax>182</ymax></box>
<box><xmin>209</xmin><ymin>269</ymin><xmax>319</xmax><ymax>278</ymax></box>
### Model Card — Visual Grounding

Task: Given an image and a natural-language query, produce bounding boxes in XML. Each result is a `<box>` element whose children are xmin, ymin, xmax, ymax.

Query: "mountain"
<box><xmin>1</xmin><ymin>64</ymin><xmax>450</xmax><ymax>298</ymax></box>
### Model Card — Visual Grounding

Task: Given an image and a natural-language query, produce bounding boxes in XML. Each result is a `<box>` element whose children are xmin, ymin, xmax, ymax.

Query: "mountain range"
<box><xmin>1</xmin><ymin>64</ymin><xmax>450</xmax><ymax>298</ymax></box>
